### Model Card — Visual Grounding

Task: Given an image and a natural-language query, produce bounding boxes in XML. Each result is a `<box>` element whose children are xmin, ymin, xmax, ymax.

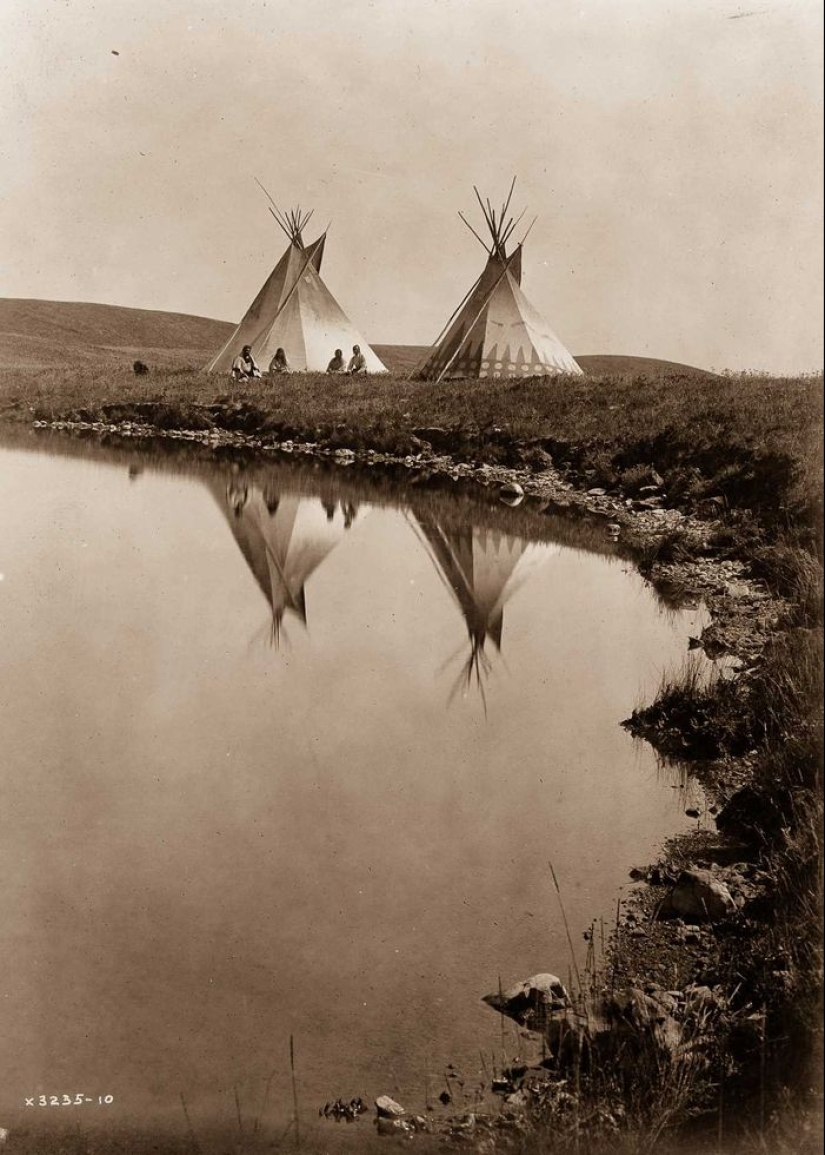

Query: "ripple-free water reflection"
<box><xmin>410</xmin><ymin>517</ymin><xmax>557</xmax><ymax>706</ymax></box>
<box><xmin>0</xmin><ymin>438</ymin><xmax>711</xmax><ymax>1138</ymax></box>
<box><xmin>209</xmin><ymin>477</ymin><xmax>362</xmax><ymax>647</ymax></box>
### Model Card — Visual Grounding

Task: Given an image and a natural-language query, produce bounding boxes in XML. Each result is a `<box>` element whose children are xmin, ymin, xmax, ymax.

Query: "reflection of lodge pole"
<box><xmin>290</xmin><ymin>1035</ymin><xmax>301</xmax><ymax>1149</ymax></box>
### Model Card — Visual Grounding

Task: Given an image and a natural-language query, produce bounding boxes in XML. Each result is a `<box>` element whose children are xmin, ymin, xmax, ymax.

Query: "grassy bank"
<box><xmin>1</xmin><ymin>364</ymin><xmax>821</xmax><ymax>525</ymax></box>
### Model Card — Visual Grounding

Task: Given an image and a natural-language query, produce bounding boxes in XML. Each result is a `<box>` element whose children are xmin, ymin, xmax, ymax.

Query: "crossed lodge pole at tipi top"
<box><xmin>416</xmin><ymin>178</ymin><xmax>581</xmax><ymax>381</ymax></box>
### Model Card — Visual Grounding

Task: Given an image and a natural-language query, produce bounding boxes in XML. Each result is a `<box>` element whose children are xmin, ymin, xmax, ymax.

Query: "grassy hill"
<box><xmin>373</xmin><ymin>345</ymin><xmax>713</xmax><ymax>379</ymax></box>
<box><xmin>0</xmin><ymin>298</ymin><xmax>233</xmax><ymax>370</ymax></box>
<box><xmin>0</xmin><ymin>297</ymin><xmax>711</xmax><ymax>378</ymax></box>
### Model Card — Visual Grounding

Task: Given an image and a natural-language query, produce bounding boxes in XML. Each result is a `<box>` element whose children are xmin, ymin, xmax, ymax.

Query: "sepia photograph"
<box><xmin>0</xmin><ymin>1</ymin><xmax>822</xmax><ymax>1153</ymax></box>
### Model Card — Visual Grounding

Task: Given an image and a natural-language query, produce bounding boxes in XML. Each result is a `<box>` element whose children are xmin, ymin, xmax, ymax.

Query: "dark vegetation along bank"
<box><xmin>0</xmin><ymin>346</ymin><xmax>822</xmax><ymax>1155</ymax></box>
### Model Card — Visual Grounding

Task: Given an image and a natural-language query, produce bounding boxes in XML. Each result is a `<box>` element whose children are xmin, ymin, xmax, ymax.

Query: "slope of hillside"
<box><xmin>0</xmin><ymin>298</ymin><xmax>712</xmax><ymax>377</ymax></box>
<box><xmin>574</xmin><ymin>354</ymin><xmax>712</xmax><ymax>378</ymax></box>
<box><xmin>0</xmin><ymin>298</ymin><xmax>233</xmax><ymax>369</ymax></box>
<box><xmin>372</xmin><ymin>346</ymin><xmax>714</xmax><ymax>378</ymax></box>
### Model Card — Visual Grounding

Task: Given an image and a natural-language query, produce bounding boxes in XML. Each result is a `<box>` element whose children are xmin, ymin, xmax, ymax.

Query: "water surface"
<box><xmin>0</xmin><ymin>436</ymin><xmax>707</xmax><ymax>1136</ymax></box>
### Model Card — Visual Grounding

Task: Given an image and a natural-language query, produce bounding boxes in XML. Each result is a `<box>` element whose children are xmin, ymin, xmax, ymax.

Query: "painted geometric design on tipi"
<box><xmin>206</xmin><ymin>206</ymin><xmax>385</xmax><ymax>374</ymax></box>
<box><xmin>418</xmin><ymin>182</ymin><xmax>581</xmax><ymax>381</ymax></box>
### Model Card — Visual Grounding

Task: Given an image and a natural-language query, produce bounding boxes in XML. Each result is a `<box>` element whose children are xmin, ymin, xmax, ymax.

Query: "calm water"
<box><xmin>0</xmin><ymin>436</ymin><xmax>708</xmax><ymax>1136</ymax></box>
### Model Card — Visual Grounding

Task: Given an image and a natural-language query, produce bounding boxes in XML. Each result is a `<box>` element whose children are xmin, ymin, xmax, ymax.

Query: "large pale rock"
<box><xmin>376</xmin><ymin>1116</ymin><xmax>410</xmax><ymax>1135</ymax></box>
<box><xmin>669</xmin><ymin>869</ymin><xmax>737</xmax><ymax>922</ymax></box>
<box><xmin>375</xmin><ymin>1095</ymin><xmax>405</xmax><ymax>1119</ymax></box>
<box><xmin>483</xmin><ymin>973</ymin><xmax>569</xmax><ymax>1028</ymax></box>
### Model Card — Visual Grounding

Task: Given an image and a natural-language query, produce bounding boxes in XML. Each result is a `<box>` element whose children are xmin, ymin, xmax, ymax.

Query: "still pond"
<box><xmin>0</xmin><ymin>435</ymin><xmax>709</xmax><ymax>1137</ymax></box>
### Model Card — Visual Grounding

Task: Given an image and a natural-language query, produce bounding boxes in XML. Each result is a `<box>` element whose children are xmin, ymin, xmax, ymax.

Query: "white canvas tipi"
<box><xmin>417</xmin><ymin>182</ymin><xmax>581</xmax><ymax>381</ymax></box>
<box><xmin>206</xmin><ymin>206</ymin><xmax>386</xmax><ymax>374</ymax></box>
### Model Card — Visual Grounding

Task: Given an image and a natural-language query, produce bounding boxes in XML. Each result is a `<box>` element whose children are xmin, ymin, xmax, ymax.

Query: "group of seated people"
<box><xmin>230</xmin><ymin>344</ymin><xmax>368</xmax><ymax>380</ymax></box>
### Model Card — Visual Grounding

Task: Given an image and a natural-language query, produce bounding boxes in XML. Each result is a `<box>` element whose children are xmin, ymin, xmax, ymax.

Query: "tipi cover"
<box><xmin>206</xmin><ymin>207</ymin><xmax>386</xmax><ymax>374</ymax></box>
<box><xmin>418</xmin><ymin>183</ymin><xmax>581</xmax><ymax>380</ymax></box>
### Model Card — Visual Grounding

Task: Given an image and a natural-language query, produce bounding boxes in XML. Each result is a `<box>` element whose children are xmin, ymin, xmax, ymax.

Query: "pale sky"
<box><xmin>1</xmin><ymin>0</ymin><xmax>822</xmax><ymax>372</ymax></box>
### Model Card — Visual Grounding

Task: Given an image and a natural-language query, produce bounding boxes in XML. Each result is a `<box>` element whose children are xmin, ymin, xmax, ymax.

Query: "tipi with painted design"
<box><xmin>417</xmin><ymin>181</ymin><xmax>581</xmax><ymax>381</ymax></box>
<box><xmin>206</xmin><ymin>203</ymin><xmax>386</xmax><ymax>374</ymax></box>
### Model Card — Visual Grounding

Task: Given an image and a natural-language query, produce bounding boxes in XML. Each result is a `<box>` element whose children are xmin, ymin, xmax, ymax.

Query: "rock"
<box><xmin>376</xmin><ymin>1116</ymin><xmax>411</xmax><ymax>1135</ymax></box>
<box><xmin>375</xmin><ymin>1095</ymin><xmax>405</xmax><ymax>1118</ymax></box>
<box><xmin>499</xmin><ymin>481</ymin><xmax>525</xmax><ymax>506</ymax></box>
<box><xmin>667</xmin><ymin>869</ymin><xmax>737</xmax><ymax>922</ymax></box>
<box><xmin>696</xmin><ymin>495</ymin><xmax>728</xmax><ymax>518</ymax></box>
<box><xmin>519</xmin><ymin>446</ymin><xmax>554</xmax><ymax>471</ymax></box>
<box><xmin>716</xmin><ymin>784</ymin><xmax>793</xmax><ymax>844</ymax></box>
<box><xmin>412</xmin><ymin>426</ymin><xmax>451</xmax><ymax>449</ymax></box>
<box><xmin>724</xmin><ymin>580</ymin><xmax>752</xmax><ymax>599</ymax></box>
<box><xmin>587</xmin><ymin>487</ymin><xmax>607</xmax><ymax>496</ymax></box>
<box><xmin>545</xmin><ymin>987</ymin><xmax>684</xmax><ymax>1071</ymax></box>
<box><xmin>483</xmin><ymin>973</ymin><xmax>569</xmax><ymax>1027</ymax></box>
<box><xmin>607</xmin><ymin>987</ymin><xmax>683</xmax><ymax>1059</ymax></box>
<box><xmin>685</xmin><ymin>984</ymin><xmax>725</xmax><ymax>1013</ymax></box>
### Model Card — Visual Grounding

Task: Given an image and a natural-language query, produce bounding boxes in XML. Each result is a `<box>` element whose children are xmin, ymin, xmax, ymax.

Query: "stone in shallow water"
<box><xmin>375</xmin><ymin>1095</ymin><xmax>405</xmax><ymax>1118</ymax></box>
<box><xmin>499</xmin><ymin>481</ymin><xmax>525</xmax><ymax>506</ymax></box>
<box><xmin>376</xmin><ymin>1116</ymin><xmax>410</xmax><ymax>1135</ymax></box>
<box><xmin>483</xmin><ymin>973</ymin><xmax>569</xmax><ymax>1027</ymax></box>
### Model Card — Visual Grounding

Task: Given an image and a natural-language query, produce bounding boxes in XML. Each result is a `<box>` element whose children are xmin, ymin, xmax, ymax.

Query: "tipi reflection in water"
<box><xmin>210</xmin><ymin>476</ymin><xmax>359</xmax><ymax>646</ymax></box>
<box><xmin>411</xmin><ymin>517</ymin><xmax>557</xmax><ymax>707</ymax></box>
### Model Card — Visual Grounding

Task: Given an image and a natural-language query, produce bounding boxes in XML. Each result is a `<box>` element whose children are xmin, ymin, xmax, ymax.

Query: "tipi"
<box><xmin>206</xmin><ymin>205</ymin><xmax>386</xmax><ymax>374</ymax></box>
<box><xmin>210</xmin><ymin>476</ymin><xmax>356</xmax><ymax>645</ymax></box>
<box><xmin>417</xmin><ymin>181</ymin><xmax>581</xmax><ymax>381</ymax></box>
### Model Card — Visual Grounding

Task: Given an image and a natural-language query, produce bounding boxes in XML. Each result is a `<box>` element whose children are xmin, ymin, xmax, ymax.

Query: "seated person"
<box><xmin>231</xmin><ymin>345</ymin><xmax>261</xmax><ymax>380</ymax></box>
<box><xmin>268</xmin><ymin>347</ymin><xmax>293</xmax><ymax>374</ymax></box>
<box><xmin>326</xmin><ymin>348</ymin><xmax>347</xmax><ymax>374</ymax></box>
<box><xmin>347</xmin><ymin>344</ymin><xmax>367</xmax><ymax>375</ymax></box>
